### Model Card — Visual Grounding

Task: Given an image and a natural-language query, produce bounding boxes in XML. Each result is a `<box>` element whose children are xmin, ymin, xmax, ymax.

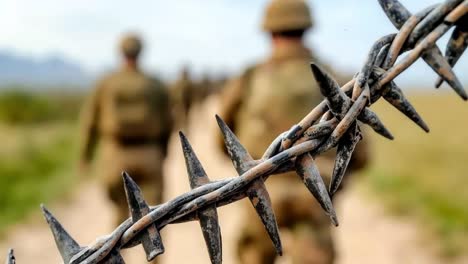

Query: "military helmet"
<box><xmin>262</xmin><ymin>0</ymin><xmax>313</xmax><ymax>32</ymax></box>
<box><xmin>119</xmin><ymin>33</ymin><xmax>143</xmax><ymax>58</ymax></box>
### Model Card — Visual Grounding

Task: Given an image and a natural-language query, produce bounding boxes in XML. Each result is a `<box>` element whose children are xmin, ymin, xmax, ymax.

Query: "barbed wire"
<box><xmin>5</xmin><ymin>0</ymin><xmax>468</xmax><ymax>263</ymax></box>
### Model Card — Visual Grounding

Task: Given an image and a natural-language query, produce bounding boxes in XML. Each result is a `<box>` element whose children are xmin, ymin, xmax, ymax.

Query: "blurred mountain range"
<box><xmin>0</xmin><ymin>50</ymin><xmax>91</xmax><ymax>88</ymax></box>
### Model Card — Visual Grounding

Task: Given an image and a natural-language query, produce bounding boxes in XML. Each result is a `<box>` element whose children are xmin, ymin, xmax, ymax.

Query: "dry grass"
<box><xmin>362</xmin><ymin>90</ymin><xmax>468</xmax><ymax>256</ymax></box>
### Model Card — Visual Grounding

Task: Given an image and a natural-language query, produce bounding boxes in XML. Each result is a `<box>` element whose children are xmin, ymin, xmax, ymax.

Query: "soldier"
<box><xmin>193</xmin><ymin>73</ymin><xmax>213</xmax><ymax>105</ymax></box>
<box><xmin>170</xmin><ymin>66</ymin><xmax>194</xmax><ymax>130</ymax></box>
<box><xmin>79</xmin><ymin>33</ymin><xmax>172</xmax><ymax>231</ymax></box>
<box><xmin>217</xmin><ymin>0</ymin><xmax>369</xmax><ymax>263</ymax></box>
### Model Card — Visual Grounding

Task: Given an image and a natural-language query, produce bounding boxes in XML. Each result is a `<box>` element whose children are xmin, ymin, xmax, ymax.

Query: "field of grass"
<box><xmin>0</xmin><ymin>88</ymin><xmax>82</xmax><ymax>235</ymax></box>
<box><xmin>0</xmin><ymin>122</ymin><xmax>77</xmax><ymax>235</ymax></box>
<box><xmin>0</xmin><ymin>89</ymin><xmax>83</xmax><ymax>125</ymax></box>
<box><xmin>362</xmin><ymin>90</ymin><xmax>468</xmax><ymax>256</ymax></box>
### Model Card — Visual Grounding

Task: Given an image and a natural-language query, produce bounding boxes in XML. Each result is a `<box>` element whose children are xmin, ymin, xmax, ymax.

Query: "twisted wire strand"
<box><xmin>5</xmin><ymin>0</ymin><xmax>468</xmax><ymax>263</ymax></box>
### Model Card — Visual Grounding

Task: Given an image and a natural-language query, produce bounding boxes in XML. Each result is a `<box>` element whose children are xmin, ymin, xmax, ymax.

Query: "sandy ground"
<box><xmin>1</xmin><ymin>96</ymin><xmax>466</xmax><ymax>264</ymax></box>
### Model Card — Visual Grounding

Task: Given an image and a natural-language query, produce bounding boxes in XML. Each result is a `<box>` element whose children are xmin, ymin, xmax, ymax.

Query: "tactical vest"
<box><xmin>234</xmin><ymin>58</ymin><xmax>323</xmax><ymax>159</ymax></box>
<box><xmin>99</xmin><ymin>70</ymin><xmax>170</xmax><ymax>140</ymax></box>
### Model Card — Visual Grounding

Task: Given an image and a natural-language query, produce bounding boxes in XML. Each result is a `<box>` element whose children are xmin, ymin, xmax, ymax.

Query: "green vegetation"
<box><xmin>363</xmin><ymin>92</ymin><xmax>468</xmax><ymax>256</ymax></box>
<box><xmin>0</xmin><ymin>88</ymin><xmax>83</xmax><ymax>124</ymax></box>
<box><xmin>0</xmin><ymin>88</ymin><xmax>82</xmax><ymax>234</ymax></box>
<box><xmin>0</xmin><ymin>123</ymin><xmax>77</xmax><ymax>235</ymax></box>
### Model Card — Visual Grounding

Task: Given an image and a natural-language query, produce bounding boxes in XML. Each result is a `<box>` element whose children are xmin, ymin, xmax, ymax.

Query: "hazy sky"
<box><xmin>0</xmin><ymin>0</ymin><xmax>466</xmax><ymax>86</ymax></box>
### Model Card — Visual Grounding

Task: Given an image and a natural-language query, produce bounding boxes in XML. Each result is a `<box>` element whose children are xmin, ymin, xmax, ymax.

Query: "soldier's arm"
<box><xmin>79</xmin><ymin>81</ymin><xmax>103</xmax><ymax>167</ymax></box>
<box><xmin>216</xmin><ymin>76</ymin><xmax>245</xmax><ymax>154</ymax></box>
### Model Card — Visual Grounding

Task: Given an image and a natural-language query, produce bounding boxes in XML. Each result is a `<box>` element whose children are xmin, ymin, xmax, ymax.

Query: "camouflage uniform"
<box><xmin>79</xmin><ymin>34</ymin><xmax>172</xmax><ymax>229</ymax></box>
<box><xmin>218</xmin><ymin>1</ymin><xmax>369</xmax><ymax>263</ymax></box>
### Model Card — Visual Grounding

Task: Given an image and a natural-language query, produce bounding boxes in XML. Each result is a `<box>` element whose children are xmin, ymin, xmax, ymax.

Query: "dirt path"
<box><xmin>1</xmin><ymin>96</ymin><xmax>465</xmax><ymax>264</ymax></box>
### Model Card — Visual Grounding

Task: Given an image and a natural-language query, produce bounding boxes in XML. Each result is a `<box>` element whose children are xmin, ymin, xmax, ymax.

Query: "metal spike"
<box><xmin>379</xmin><ymin>0</ymin><xmax>467</xmax><ymax>99</ymax></box>
<box><xmin>5</xmin><ymin>249</ymin><xmax>15</xmax><ymax>264</ymax></box>
<box><xmin>422</xmin><ymin>47</ymin><xmax>467</xmax><ymax>100</ymax></box>
<box><xmin>310</xmin><ymin>63</ymin><xmax>351</xmax><ymax>119</ymax></box>
<box><xmin>382</xmin><ymin>82</ymin><xmax>430</xmax><ymax>132</ymax></box>
<box><xmin>295</xmin><ymin>154</ymin><xmax>338</xmax><ymax>226</ymax></box>
<box><xmin>179</xmin><ymin>132</ymin><xmax>222</xmax><ymax>264</ymax></box>
<box><xmin>215</xmin><ymin>115</ymin><xmax>257</xmax><ymax>174</ymax></box>
<box><xmin>329</xmin><ymin>123</ymin><xmax>362</xmax><ymax>196</ymax></box>
<box><xmin>180</xmin><ymin>132</ymin><xmax>211</xmax><ymax>188</ymax></box>
<box><xmin>436</xmin><ymin>23</ymin><xmax>468</xmax><ymax>87</ymax></box>
<box><xmin>215</xmin><ymin>115</ymin><xmax>283</xmax><ymax>256</ymax></box>
<box><xmin>358</xmin><ymin>109</ymin><xmax>394</xmax><ymax>140</ymax></box>
<box><xmin>41</xmin><ymin>205</ymin><xmax>82</xmax><ymax>263</ymax></box>
<box><xmin>314</xmin><ymin>86</ymin><xmax>370</xmax><ymax>155</ymax></box>
<box><xmin>378</xmin><ymin>0</ymin><xmax>412</xmax><ymax>29</ymax></box>
<box><xmin>244</xmin><ymin>178</ymin><xmax>283</xmax><ymax>256</ymax></box>
<box><xmin>122</xmin><ymin>172</ymin><xmax>164</xmax><ymax>261</ymax></box>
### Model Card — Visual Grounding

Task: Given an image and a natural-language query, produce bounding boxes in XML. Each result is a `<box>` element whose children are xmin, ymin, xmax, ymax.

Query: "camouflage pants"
<box><xmin>107</xmin><ymin>175</ymin><xmax>163</xmax><ymax>227</ymax></box>
<box><xmin>237</xmin><ymin>172</ymin><xmax>335</xmax><ymax>264</ymax></box>
<box><xmin>100</xmin><ymin>141</ymin><xmax>165</xmax><ymax>263</ymax></box>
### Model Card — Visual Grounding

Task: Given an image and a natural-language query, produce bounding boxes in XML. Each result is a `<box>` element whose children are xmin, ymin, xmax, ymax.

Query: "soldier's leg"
<box><xmin>137</xmin><ymin>168</ymin><xmax>163</xmax><ymax>206</ymax></box>
<box><xmin>135</xmin><ymin>170</ymin><xmax>164</xmax><ymax>264</ymax></box>
<box><xmin>280</xmin><ymin>179</ymin><xmax>335</xmax><ymax>264</ymax></box>
<box><xmin>107</xmin><ymin>179</ymin><xmax>131</xmax><ymax>226</ymax></box>
<box><xmin>288</xmin><ymin>221</ymin><xmax>335</xmax><ymax>264</ymax></box>
<box><xmin>269</xmin><ymin>174</ymin><xmax>335</xmax><ymax>264</ymax></box>
<box><xmin>237</xmin><ymin>201</ymin><xmax>277</xmax><ymax>264</ymax></box>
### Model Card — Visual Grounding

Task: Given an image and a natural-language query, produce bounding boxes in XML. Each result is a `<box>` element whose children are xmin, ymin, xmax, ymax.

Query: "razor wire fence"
<box><xmin>4</xmin><ymin>0</ymin><xmax>468</xmax><ymax>263</ymax></box>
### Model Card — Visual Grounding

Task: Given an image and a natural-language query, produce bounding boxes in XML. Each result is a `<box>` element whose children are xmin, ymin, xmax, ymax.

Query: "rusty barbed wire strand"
<box><xmin>4</xmin><ymin>0</ymin><xmax>468</xmax><ymax>263</ymax></box>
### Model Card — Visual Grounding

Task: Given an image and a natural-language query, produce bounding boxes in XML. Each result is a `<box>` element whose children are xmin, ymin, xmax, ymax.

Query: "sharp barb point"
<box><xmin>296</xmin><ymin>154</ymin><xmax>338</xmax><ymax>226</ymax></box>
<box><xmin>383</xmin><ymin>82</ymin><xmax>430</xmax><ymax>132</ymax></box>
<box><xmin>378</xmin><ymin>0</ymin><xmax>411</xmax><ymax>28</ymax></box>
<box><xmin>41</xmin><ymin>205</ymin><xmax>81</xmax><ymax>263</ymax></box>
<box><xmin>123</xmin><ymin>173</ymin><xmax>164</xmax><ymax>261</ymax></box>
<box><xmin>358</xmin><ymin>109</ymin><xmax>394</xmax><ymax>140</ymax></box>
<box><xmin>246</xmin><ymin>179</ymin><xmax>283</xmax><ymax>256</ymax></box>
<box><xmin>310</xmin><ymin>63</ymin><xmax>350</xmax><ymax>118</ymax></box>
<box><xmin>422</xmin><ymin>48</ymin><xmax>468</xmax><ymax>100</ymax></box>
<box><xmin>179</xmin><ymin>131</ymin><xmax>223</xmax><ymax>263</ymax></box>
<box><xmin>330</xmin><ymin>123</ymin><xmax>362</xmax><ymax>196</ymax></box>
<box><xmin>179</xmin><ymin>132</ymin><xmax>210</xmax><ymax>188</ymax></box>
<box><xmin>216</xmin><ymin>115</ymin><xmax>254</xmax><ymax>175</ymax></box>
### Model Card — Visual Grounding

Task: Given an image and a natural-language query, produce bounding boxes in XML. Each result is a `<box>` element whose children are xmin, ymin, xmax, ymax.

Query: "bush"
<box><xmin>0</xmin><ymin>88</ymin><xmax>84</xmax><ymax>125</ymax></box>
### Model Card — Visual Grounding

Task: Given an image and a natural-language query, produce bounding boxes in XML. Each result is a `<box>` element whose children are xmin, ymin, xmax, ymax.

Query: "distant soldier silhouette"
<box><xmin>218</xmin><ymin>0</ymin><xmax>369</xmax><ymax>263</ymax></box>
<box><xmin>79</xmin><ymin>33</ymin><xmax>172</xmax><ymax>237</ymax></box>
<box><xmin>170</xmin><ymin>66</ymin><xmax>194</xmax><ymax>130</ymax></box>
